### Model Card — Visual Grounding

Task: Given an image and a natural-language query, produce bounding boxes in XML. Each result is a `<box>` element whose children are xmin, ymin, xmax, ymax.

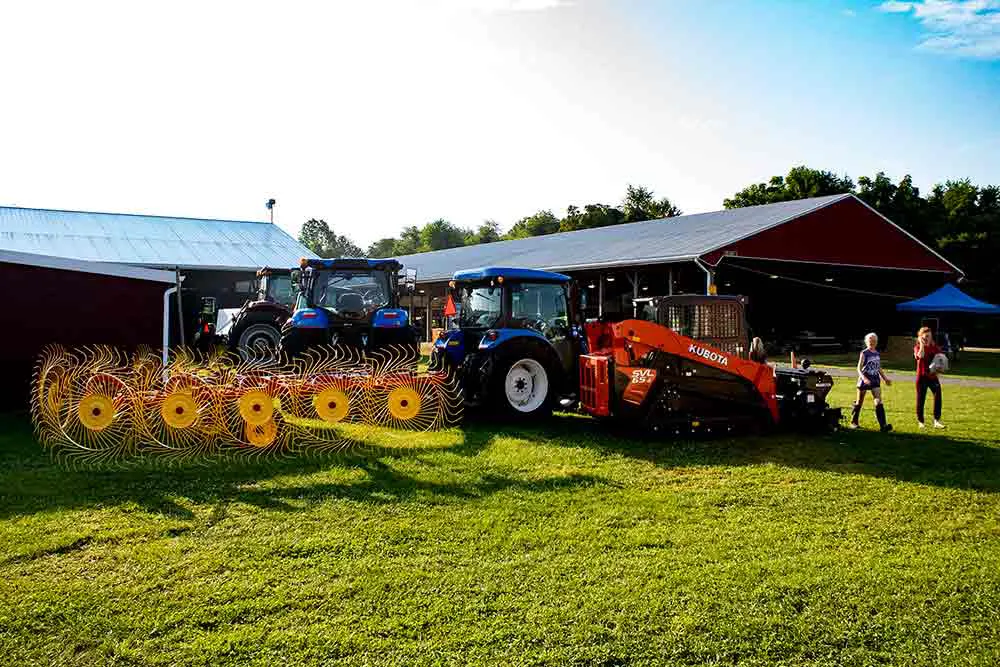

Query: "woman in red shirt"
<box><xmin>914</xmin><ymin>326</ymin><xmax>945</xmax><ymax>429</ymax></box>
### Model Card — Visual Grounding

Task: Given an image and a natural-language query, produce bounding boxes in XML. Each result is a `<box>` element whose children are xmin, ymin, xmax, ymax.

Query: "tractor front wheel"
<box><xmin>490</xmin><ymin>355</ymin><xmax>554</xmax><ymax>420</ymax></box>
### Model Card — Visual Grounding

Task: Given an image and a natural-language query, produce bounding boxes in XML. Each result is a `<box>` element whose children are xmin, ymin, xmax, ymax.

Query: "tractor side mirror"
<box><xmin>399</xmin><ymin>268</ymin><xmax>417</xmax><ymax>294</ymax></box>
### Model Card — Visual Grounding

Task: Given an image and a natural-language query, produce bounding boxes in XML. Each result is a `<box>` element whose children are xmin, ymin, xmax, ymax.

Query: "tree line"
<box><xmin>297</xmin><ymin>167</ymin><xmax>999</xmax><ymax>299</ymax></box>
<box><xmin>297</xmin><ymin>184</ymin><xmax>681</xmax><ymax>259</ymax></box>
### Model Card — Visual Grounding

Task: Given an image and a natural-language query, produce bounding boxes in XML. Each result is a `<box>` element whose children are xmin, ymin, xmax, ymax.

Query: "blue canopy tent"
<box><xmin>896</xmin><ymin>284</ymin><xmax>1000</xmax><ymax>314</ymax></box>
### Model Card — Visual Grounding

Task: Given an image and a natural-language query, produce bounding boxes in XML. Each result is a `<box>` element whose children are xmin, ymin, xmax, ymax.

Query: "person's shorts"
<box><xmin>857</xmin><ymin>374</ymin><xmax>881</xmax><ymax>390</ymax></box>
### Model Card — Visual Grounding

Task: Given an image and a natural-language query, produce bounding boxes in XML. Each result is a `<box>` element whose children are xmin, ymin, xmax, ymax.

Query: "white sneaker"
<box><xmin>933</xmin><ymin>420</ymin><xmax>946</xmax><ymax>429</ymax></box>
<box><xmin>849</xmin><ymin>423</ymin><xmax>859</xmax><ymax>430</ymax></box>
<box><xmin>917</xmin><ymin>422</ymin><xmax>926</xmax><ymax>429</ymax></box>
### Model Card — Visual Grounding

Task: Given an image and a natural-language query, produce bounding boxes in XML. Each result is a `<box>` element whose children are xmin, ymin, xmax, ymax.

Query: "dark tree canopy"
<box><xmin>297</xmin><ymin>218</ymin><xmax>364</xmax><ymax>258</ymax></box>
<box><xmin>724</xmin><ymin>166</ymin><xmax>853</xmax><ymax>209</ymax></box>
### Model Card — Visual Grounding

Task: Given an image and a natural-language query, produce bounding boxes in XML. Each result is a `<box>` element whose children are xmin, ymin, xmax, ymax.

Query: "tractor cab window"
<box><xmin>509</xmin><ymin>282</ymin><xmax>569</xmax><ymax>339</ymax></box>
<box><xmin>312</xmin><ymin>270</ymin><xmax>390</xmax><ymax>313</ymax></box>
<box><xmin>458</xmin><ymin>284</ymin><xmax>502</xmax><ymax>329</ymax></box>
<box><xmin>265</xmin><ymin>275</ymin><xmax>296</xmax><ymax>307</ymax></box>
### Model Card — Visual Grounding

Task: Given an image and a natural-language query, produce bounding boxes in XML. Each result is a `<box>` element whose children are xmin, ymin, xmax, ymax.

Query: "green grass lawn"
<box><xmin>3</xmin><ymin>381</ymin><xmax>1000</xmax><ymax>666</ymax></box>
<box><xmin>810</xmin><ymin>349</ymin><xmax>1000</xmax><ymax>380</ymax></box>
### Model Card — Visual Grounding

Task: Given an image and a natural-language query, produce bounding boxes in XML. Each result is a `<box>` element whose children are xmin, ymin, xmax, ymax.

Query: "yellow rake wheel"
<box><xmin>160</xmin><ymin>392</ymin><xmax>199</xmax><ymax>430</ymax></box>
<box><xmin>387</xmin><ymin>386</ymin><xmax>421</xmax><ymax>422</ymax></box>
<box><xmin>314</xmin><ymin>387</ymin><xmax>350</xmax><ymax>423</ymax></box>
<box><xmin>239</xmin><ymin>390</ymin><xmax>274</xmax><ymax>426</ymax></box>
<box><xmin>78</xmin><ymin>394</ymin><xmax>115</xmax><ymax>431</ymax></box>
<box><xmin>246</xmin><ymin>419</ymin><xmax>278</xmax><ymax>447</ymax></box>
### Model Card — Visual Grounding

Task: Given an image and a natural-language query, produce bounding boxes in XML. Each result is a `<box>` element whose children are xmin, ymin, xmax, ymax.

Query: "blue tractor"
<box><xmin>280</xmin><ymin>258</ymin><xmax>416</xmax><ymax>356</ymax></box>
<box><xmin>432</xmin><ymin>267</ymin><xmax>585</xmax><ymax>419</ymax></box>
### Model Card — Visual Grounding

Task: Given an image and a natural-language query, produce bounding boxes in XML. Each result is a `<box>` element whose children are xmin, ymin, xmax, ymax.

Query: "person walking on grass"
<box><xmin>914</xmin><ymin>326</ymin><xmax>945</xmax><ymax>429</ymax></box>
<box><xmin>850</xmin><ymin>332</ymin><xmax>893</xmax><ymax>432</ymax></box>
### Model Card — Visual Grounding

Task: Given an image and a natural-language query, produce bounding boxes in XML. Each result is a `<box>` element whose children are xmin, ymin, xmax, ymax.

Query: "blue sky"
<box><xmin>0</xmin><ymin>0</ymin><xmax>996</xmax><ymax>245</ymax></box>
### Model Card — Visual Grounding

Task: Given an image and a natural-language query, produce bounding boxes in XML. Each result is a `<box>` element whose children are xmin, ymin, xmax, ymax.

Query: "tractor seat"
<box><xmin>337</xmin><ymin>292</ymin><xmax>365</xmax><ymax>312</ymax></box>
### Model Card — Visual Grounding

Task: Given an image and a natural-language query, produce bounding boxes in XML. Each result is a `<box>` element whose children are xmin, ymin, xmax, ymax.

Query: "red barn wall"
<box><xmin>701</xmin><ymin>198</ymin><xmax>957</xmax><ymax>274</ymax></box>
<box><xmin>0</xmin><ymin>262</ymin><xmax>167</xmax><ymax>406</ymax></box>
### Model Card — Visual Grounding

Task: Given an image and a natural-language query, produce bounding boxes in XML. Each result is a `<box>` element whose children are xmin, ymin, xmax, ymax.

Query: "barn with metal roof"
<box><xmin>0</xmin><ymin>205</ymin><xmax>317</xmax><ymax>345</ymax></box>
<box><xmin>395</xmin><ymin>194</ymin><xmax>962</xmax><ymax>348</ymax></box>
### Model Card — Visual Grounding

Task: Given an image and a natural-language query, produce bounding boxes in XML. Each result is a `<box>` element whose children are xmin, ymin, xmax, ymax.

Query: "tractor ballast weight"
<box><xmin>280</xmin><ymin>258</ymin><xmax>416</xmax><ymax>356</ymax></box>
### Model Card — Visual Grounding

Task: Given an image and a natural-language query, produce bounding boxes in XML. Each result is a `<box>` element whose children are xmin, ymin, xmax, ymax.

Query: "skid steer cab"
<box><xmin>279</xmin><ymin>258</ymin><xmax>416</xmax><ymax>356</ymax></box>
<box><xmin>432</xmin><ymin>267</ymin><xmax>586</xmax><ymax>419</ymax></box>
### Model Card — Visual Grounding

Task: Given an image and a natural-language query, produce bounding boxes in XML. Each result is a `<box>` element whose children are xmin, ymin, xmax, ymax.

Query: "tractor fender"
<box><xmin>434</xmin><ymin>329</ymin><xmax>466</xmax><ymax>367</ymax></box>
<box><xmin>477</xmin><ymin>328</ymin><xmax>549</xmax><ymax>352</ymax></box>
<box><xmin>372</xmin><ymin>308</ymin><xmax>409</xmax><ymax>329</ymax></box>
<box><xmin>288</xmin><ymin>307</ymin><xmax>329</xmax><ymax>329</ymax></box>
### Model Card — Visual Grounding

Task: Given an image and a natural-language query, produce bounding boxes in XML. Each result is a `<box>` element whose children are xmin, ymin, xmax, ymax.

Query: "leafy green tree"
<box><xmin>298</xmin><ymin>218</ymin><xmax>364</xmax><ymax>258</ymax></box>
<box><xmin>560</xmin><ymin>204</ymin><xmax>625</xmax><ymax>232</ymax></box>
<box><xmin>466</xmin><ymin>220</ymin><xmax>502</xmax><ymax>245</ymax></box>
<box><xmin>506</xmin><ymin>210</ymin><xmax>561</xmax><ymax>239</ymax></box>
<box><xmin>367</xmin><ymin>237</ymin><xmax>399</xmax><ymax>258</ymax></box>
<box><xmin>419</xmin><ymin>219</ymin><xmax>468</xmax><ymax>251</ymax></box>
<box><xmin>622</xmin><ymin>184</ymin><xmax>682</xmax><ymax>222</ymax></box>
<box><xmin>724</xmin><ymin>167</ymin><xmax>853</xmax><ymax>209</ymax></box>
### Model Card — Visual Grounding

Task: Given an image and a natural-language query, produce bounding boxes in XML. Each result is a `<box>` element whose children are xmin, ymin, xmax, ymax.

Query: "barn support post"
<box><xmin>628</xmin><ymin>271</ymin><xmax>639</xmax><ymax>317</ymax></box>
<box><xmin>598</xmin><ymin>275</ymin><xmax>604</xmax><ymax>318</ymax></box>
<box><xmin>668</xmin><ymin>266</ymin><xmax>674</xmax><ymax>296</ymax></box>
<box><xmin>174</xmin><ymin>268</ymin><xmax>185</xmax><ymax>347</ymax></box>
<box><xmin>426</xmin><ymin>298</ymin><xmax>432</xmax><ymax>342</ymax></box>
<box><xmin>694</xmin><ymin>259</ymin><xmax>714</xmax><ymax>296</ymax></box>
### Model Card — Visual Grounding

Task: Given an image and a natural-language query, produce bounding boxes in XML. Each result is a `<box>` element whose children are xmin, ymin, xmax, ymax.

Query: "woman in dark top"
<box><xmin>851</xmin><ymin>332</ymin><xmax>893</xmax><ymax>432</ymax></box>
<box><xmin>914</xmin><ymin>326</ymin><xmax>945</xmax><ymax>429</ymax></box>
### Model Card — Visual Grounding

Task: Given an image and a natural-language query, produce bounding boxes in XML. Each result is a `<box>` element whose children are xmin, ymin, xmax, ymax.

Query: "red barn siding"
<box><xmin>701</xmin><ymin>198</ymin><xmax>957</xmax><ymax>273</ymax></box>
<box><xmin>0</xmin><ymin>262</ymin><xmax>166</xmax><ymax>405</ymax></box>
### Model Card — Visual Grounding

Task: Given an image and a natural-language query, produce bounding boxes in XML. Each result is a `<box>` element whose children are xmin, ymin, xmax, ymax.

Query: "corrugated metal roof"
<box><xmin>0</xmin><ymin>249</ymin><xmax>176</xmax><ymax>283</ymax></box>
<box><xmin>393</xmin><ymin>194</ymin><xmax>853</xmax><ymax>281</ymax></box>
<box><xmin>0</xmin><ymin>206</ymin><xmax>318</xmax><ymax>271</ymax></box>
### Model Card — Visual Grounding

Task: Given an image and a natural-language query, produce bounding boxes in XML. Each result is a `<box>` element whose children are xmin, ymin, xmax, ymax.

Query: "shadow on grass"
<box><xmin>510</xmin><ymin>413</ymin><xmax>1000</xmax><ymax>494</ymax></box>
<box><xmin>3</xmin><ymin>407</ymin><xmax>999</xmax><ymax>521</ymax></box>
<box><xmin>0</xmin><ymin>412</ymin><xmax>605</xmax><ymax>520</ymax></box>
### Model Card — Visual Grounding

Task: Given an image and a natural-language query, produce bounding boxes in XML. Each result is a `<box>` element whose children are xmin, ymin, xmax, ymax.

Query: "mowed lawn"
<box><xmin>2</xmin><ymin>381</ymin><xmax>1000</xmax><ymax>666</ymax></box>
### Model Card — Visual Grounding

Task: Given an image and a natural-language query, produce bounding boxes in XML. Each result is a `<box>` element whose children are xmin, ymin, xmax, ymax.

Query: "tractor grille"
<box><xmin>579</xmin><ymin>354</ymin><xmax>611</xmax><ymax>417</ymax></box>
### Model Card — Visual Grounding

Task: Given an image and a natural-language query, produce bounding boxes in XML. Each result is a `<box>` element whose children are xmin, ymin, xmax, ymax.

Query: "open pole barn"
<box><xmin>394</xmin><ymin>194</ymin><xmax>963</xmax><ymax>349</ymax></box>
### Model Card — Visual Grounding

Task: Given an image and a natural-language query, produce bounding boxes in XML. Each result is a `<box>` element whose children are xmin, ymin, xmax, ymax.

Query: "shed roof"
<box><xmin>0</xmin><ymin>206</ymin><xmax>318</xmax><ymax>271</ymax></box>
<box><xmin>393</xmin><ymin>194</ymin><xmax>860</xmax><ymax>282</ymax></box>
<box><xmin>0</xmin><ymin>249</ymin><xmax>176</xmax><ymax>283</ymax></box>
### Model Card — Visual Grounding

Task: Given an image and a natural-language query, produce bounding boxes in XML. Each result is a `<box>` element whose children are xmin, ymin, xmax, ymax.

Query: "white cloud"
<box><xmin>879</xmin><ymin>0</ymin><xmax>1000</xmax><ymax>58</ymax></box>
<box><xmin>842</xmin><ymin>9</ymin><xmax>858</xmax><ymax>17</ymax></box>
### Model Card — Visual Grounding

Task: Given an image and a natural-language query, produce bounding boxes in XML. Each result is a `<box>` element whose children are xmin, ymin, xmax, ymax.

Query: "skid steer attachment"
<box><xmin>31</xmin><ymin>344</ymin><xmax>462</xmax><ymax>465</ymax></box>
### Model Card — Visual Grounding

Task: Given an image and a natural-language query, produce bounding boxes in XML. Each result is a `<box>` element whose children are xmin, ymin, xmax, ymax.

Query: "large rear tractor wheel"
<box><xmin>490</xmin><ymin>354</ymin><xmax>555</xmax><ymax>420</ymax></box>
<box><xmin>236</xmin><ymin>323</ymin><xmax>281</xmax><ymax>355</ymax></box>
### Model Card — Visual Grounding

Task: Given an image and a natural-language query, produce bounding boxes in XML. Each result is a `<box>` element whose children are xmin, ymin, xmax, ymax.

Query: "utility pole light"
<box><xmin>265</xmin><ymin>198</ymin><xmax>276</xmax><ymax>223</ymax></box>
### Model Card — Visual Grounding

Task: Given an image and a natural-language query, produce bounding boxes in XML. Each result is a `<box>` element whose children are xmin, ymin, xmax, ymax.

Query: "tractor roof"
<box><xmin>302</xmin><ymin>258</ymin><xmax>402</xmax><ymax>271</ymax></box>
<box><xmin>452</xmin><ymin>267</ymin><xmax>571</xmax><ymax>283</ymax></box>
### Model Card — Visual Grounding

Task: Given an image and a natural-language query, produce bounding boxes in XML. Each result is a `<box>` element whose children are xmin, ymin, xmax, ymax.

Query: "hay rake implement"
<box><xmin>31</xmin><ymin>344</ymin><xmax>463</xmax><ymax>465</ymax></box>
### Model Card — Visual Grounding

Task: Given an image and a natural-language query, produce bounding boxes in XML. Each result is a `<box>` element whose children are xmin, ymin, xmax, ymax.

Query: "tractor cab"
<box><xmin>280</xmin><ymin>258</ymin><xmax>415</xmax><ymax>355</ymax></box>
<box><xmin>434</xmin><ymin>267</ymin><xmax>585</xmax><ymax>416</ymax></box>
